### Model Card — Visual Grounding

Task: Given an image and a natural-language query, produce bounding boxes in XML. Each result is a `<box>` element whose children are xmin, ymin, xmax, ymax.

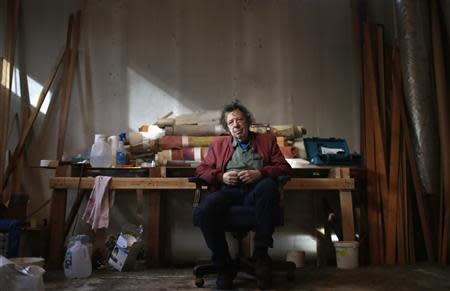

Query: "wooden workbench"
<box><xmin>47</xmin><ymin>166</ymin><xmax>355</xmax><ymax>269</ymax></box>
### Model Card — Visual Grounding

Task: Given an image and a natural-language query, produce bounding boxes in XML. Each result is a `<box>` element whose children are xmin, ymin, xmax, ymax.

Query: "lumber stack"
<box><xmin>354</xmin><ymin>0</ymin><xmax>449</xmax><ymax>265</ymax></box>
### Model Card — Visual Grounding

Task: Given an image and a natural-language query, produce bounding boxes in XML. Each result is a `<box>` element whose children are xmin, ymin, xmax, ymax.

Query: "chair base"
<box><xmin>193</xmin><ymin>258</ymin><xmax>296</xmax><ymax>288</ymax></box>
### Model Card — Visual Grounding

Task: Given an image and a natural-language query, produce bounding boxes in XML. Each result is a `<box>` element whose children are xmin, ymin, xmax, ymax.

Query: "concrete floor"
<box><xmin>44</xmin><ymin>264</ymin><xmax>450</xmax><ymax>291</ymax></box>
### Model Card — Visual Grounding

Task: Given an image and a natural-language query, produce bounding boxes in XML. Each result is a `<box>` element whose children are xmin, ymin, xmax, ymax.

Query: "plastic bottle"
<box><xmin>64</xmin><ymin>236</ymin><xmax>92</xmax><ymax>278</ymax></box>
<box><xmin>116</xmin><ymin>141</ymin><xmax>127</xmax><ymax>166</ymax></box>
<box><xmin>107</xmin><ymin>135</ymin><xmax>119</xmax><ymax>166</ymax></box>
<box><xmin>90</xmin><ymin>134</ymin><xmax>112</xmax><ymax>167</ymax></box>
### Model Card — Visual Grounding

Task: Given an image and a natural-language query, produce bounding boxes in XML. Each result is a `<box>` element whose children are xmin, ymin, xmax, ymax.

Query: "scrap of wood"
<box><xmin>363</xmin><ymin>22</ymin><xmax>384</xmax><ymax>264</ymax></box>
<box><xmin>376</xmin><ymin>25</ymin><xmax>386</xmax><ymax>141</ymax></box>
<box><xmin>338</xmin><ymin>168</ymin><xmax>355</xmax><ymax>241</ymax></box>
<box><xmin>431</xmin><ymin>0</ymin><xmax>450</xmax><ymax>265</ymax></box>
<box><xmin>2</xmin><ymin>48</ymin><xmax>66</xmax><ymax>191</ymax></box>
<box><xmin>364</xmin><ymin>58</ymin><xmax>381</xmax><ymax>264</ymax></box>
<box><xmin>396</xmin><ymin>153</ymin><xmax>406</xmax><ymax>264</ymax></box>
<box><xmin>385</xmin><ymin>49</ymin><xmax>402</xmax><ymax>264</ymax></box>
<box><xmin>47</xmin><ymin>165</ymin><xmax>71</xmax><ymax>269</ymax></box>
<box><xmin>49</xmin><ymin>177</ymin><xmax>354</xmax><ymax>191</ymax></box>
<box><xmin>56</xmin><ymin>11</ymin><xmax>81</xmax><ymax>160</ymax></box>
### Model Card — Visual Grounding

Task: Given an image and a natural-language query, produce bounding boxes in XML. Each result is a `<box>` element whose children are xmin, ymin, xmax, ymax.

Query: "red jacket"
<box><xmin>195</xmin><ymin>133</ymin><xmax>292</xmax><ymax>187</ymax></box>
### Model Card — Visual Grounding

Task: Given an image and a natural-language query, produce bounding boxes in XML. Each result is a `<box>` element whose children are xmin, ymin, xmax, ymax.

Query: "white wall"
<box><xmin>1</xmin><ymin>0</ymin><xmax>396</xmax><ymax>263</ymax></box>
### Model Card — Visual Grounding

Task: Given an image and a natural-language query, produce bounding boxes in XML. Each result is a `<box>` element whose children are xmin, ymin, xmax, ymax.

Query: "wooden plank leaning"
<box><xmin>384</xmin><ymin>49</ymin><xmax>402</xmax><ymax>264</ymax></box>
<box><xmin>431</xmin><ymin>0</ymin><xmax>450</xmax><ymax>265</ymax></box>
<box><xmin>57</xmin><ymin>11</ymin><xmax>81</xmax><ymax>160</ymax></box>
<box><xmin>363</xmin><ymin>22</ymin><xmax>384</xmax><ymax>265</ymax></box>
<box><xmin>1</xmin><ymin>48</ymin><xmax>66</xmax><ymax>192</ymax></box>
<box><xmin>0</xmin><ymin>0</ymin><xmax>20</xmax><ymax>202</ymax></box>
<box><xmin>56</xmin><ymin>12</ymin><xmax>85</xmax><ymax>239</ymax></box>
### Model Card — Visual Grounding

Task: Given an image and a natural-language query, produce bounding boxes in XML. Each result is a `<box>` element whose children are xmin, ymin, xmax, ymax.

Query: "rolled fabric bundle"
<box><xmin>174</xmin><ymin>110</ymin><xmax>221</xmax><ymax>125</ymax></box>
<box><xmin>159</xmin><ymin>136</ymin><xmax>218</xmax><ymax>150</ymax></box>
<box><xmin>293</xmin><ymin>140</ymin><xmax>307</xmax><ymax>159</ymax></box>
<box><xmin>165</xmin><ymin>124</ymin><xmax>226</xmax><ymax>136</ymax></box>
<box><xmin>154</xmin><ymin>110</ymin><xmax>221</xmax><ymax>127</ymax></box>
<box><xmin>276</xmin><ymin>136</ymin><xmax>286</xmax><ymax>147</ymax></box>
<box><xmin>153</xmin><ymin>118</ymin><xmax>176</xmax><ymax>128</ymax></box>
<box><xmin>156</xmin><ymin>147</ymin><xmax>209</xmax><ymax>163</ymax></box>
<box><xmin>126</xmin><ymin>140</ymin><xmax>158</xmax><ymax>155</ymax></box>
<box><xmin>271</xmin><ymin>125</ymin><xmax>306</xmax><ymax>139</ymax></box>
<box><xmin>279</xmin><ymin>146</ymin><xmax>299</xmax><ymax>159</ymax></box>
<box><xmin>250</xmin><ymin>124</ymin><xmax>270</xmax><ymax>134</ymax></box>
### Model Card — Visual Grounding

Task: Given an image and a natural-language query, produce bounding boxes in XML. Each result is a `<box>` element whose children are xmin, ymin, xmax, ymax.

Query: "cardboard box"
<box><xmin>108</xmin><ymin>233</ymin><xmax>142</xmax><ymax>271</ymax></box>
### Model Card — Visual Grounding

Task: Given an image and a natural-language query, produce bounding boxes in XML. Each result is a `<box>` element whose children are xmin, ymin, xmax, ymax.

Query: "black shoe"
<box><xmin>254</xmin><ymin>253</ymin><xmax>272</xmax><ymax>290</ymax></box>
<box><xmin>216</xmin><ymin>266</ymin><xmax>237</xmax><ymax>290</ymax></box>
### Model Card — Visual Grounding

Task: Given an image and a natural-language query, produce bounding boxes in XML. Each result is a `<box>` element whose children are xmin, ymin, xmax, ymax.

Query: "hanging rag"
<box><xmin>82</xmin><ymin>176</ymin><xmax>114</xmax><ymax>230</ymax></box>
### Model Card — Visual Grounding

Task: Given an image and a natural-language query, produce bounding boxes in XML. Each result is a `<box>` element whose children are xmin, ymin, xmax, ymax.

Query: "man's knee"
<box><xmin>254</xmin><ymin>178</ymin><xmax>279</xmax><ymax>201</ymax></box>
<box><xmin>258</xmin><ymin>177</ymin><xmax>278</xmax><ymax>190</ymax></box>
<box><xmin>192</xmin><ymin>192</ymin><xmax>225</xmax><ymax>226</ymax></box>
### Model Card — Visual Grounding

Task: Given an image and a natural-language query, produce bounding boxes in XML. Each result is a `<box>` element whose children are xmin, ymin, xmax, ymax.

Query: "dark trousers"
<box><xmin>193</xmin><ymin>177</ymin><xmax>280</xmax><ymax>269</ymax></box>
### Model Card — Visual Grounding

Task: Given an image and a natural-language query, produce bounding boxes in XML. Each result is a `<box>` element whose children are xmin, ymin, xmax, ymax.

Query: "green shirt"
<box><xmin>226</xmin><ymin>136</ymin><xmax>263</xmax><ymax>172</ymax></box>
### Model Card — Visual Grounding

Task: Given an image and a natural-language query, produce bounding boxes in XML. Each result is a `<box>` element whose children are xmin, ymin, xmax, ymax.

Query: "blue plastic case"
<box><xmin>303</xmin><ymin>137</ymin><xmax>360</xmax><ymax>166</ymax></box>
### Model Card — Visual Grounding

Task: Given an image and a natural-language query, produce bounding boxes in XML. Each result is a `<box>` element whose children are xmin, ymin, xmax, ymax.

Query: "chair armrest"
<box><xmin>189</xmin><ymin>177</ymin><xmax>208</xmax><ymax>207</ymax></box>
<box><xmin>277</xmin><ymin>176</ymin><xmax>290</xmax><ymax>184</ymax></box>
<box><xmin>188</xmin><ymin>177</ymin><xmax>208</xmax><ymax>186</ymax></box>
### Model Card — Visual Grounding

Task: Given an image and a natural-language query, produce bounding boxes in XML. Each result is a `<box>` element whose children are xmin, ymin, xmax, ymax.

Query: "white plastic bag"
<box><xmin>0</xmin><ymin>255</ymin><xmax>45</xmax><ymax>291</ymax></box>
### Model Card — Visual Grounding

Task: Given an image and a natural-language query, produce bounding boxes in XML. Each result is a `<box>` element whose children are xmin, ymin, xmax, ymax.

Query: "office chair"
<box><xmin>189</xmin><ymin>176</ymin><xmax>296</xmax><ymax>289</ymax></box>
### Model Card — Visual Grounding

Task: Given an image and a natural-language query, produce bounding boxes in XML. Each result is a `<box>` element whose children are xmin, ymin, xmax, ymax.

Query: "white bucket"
<box><xmin>334</xmin><ymin>241</ymin><xmax>359</xmax><ymax>269</ymax></box>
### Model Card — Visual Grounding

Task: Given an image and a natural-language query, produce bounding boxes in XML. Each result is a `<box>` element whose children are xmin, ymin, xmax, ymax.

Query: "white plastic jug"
<box><xmin>107</xmin><ymin>135</ymin><xmax>119</xmax><ymax>166</ymax></box>
<box><xmin>63</xmin><ymin>240</ymin><xmax>92</xmax><ymax>278</ymax></box>
<box><xmin>90</xmin><ymin>134</ymin><xmax>112</xmax><ymax>168</ymax></box>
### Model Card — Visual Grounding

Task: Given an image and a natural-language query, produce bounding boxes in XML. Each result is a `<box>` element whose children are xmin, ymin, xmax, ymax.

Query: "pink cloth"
<box><xmin>82</xmin><ymin>176</ymin><xmax>113</xmax><ymax>230</ymax></box>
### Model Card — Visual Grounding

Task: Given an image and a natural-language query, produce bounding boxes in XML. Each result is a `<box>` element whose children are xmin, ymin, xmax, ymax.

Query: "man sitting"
<box><xmin>193</xmin><ymin>100</ymin><xmax>292</xmax><ymax>289</ymax></box>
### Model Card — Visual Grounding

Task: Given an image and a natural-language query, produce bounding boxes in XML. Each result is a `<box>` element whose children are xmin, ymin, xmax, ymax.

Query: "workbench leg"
<box><xmin>47</xmin><ymin>165</ymin><xmax>70</xmax><ymax>269</ymax></box>
<box><xmin>339</xmin><ymin>168</ymin><xmax>355</xmax><ymax>241</ymax></box>
<box><xmin>48</xmin><ymin>189</ymin><xmax>68</xmax><ymax>269</ymax></box>
<box><xmin>147</xmin><ymin>190</ymin><xmax>162</xmax><ymax>267</ymax></box>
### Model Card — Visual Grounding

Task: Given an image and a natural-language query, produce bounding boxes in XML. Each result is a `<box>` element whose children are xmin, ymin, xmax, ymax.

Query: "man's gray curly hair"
<box><xmin>220</xmin><ymin>100</ymin><xmax>254</xmax><ymax>132</ymax></box>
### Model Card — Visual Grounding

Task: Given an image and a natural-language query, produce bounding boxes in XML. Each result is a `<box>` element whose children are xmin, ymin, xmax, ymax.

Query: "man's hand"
<box><xmin>237</xmin><ymin>170</ymin><xmax>262</xmax><ymax>184</ymax></box>
<box><xmin>223</xmin><ymin>171</ymin><xmax>240</xmax><ymax>185</ymax></box>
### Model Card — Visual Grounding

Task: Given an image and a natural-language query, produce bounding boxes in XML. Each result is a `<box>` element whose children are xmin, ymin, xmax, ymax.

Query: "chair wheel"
<box><xmin>287</xmin><ymin>271</ymin><xmax>295</xmax><ymax>281</ymax></box>
<box><xmin>195</xmin><ymin>277</ymin><xmax>204</xmax><ymax>287</ymax></box>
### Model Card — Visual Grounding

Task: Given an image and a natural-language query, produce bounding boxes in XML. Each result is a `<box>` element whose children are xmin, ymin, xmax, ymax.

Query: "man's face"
<box><xmin>226</xmin><ymin>110</ymin><xmax>249</xmax><ymax>142</ymax></box>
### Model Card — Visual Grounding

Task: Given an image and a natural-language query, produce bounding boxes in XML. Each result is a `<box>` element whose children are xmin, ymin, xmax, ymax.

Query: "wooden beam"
<box><xmin>2</xmin><ymin>48</ymin><xmax>65</xmax><ymax>191</ymax></box>
<box><xmin>385</xmin><ymin>49</ymin><xmax>402</xmax><ymax>264</ymax></box>
<box><xmin>0</xmin><ymin>0</ymin><xmax>20</xmax><ymax>201</ymax></box>
<box><xmin>338</xmin><ymin>168</ymin><xmax>355</xmax><ymax>241</ymax></box>
<box><xmin>431</xmin><ymin>0</ymin><xmax>450</xmax><ymax>265</ymax></box>
<box><xmin>396</xmin><ymin>153</ymin><xmax>406</xmax><ymax>264</ymax></box>
<box><xmin>376</xmin><ymin>25</ymin><xmax>386</xmax><ymax>140</ymax></box>
<box><xmin>49</xmin><ymin>177</ymin><xmax>355</xmax><ymax>191</ymax></box>
<box><xmin>363</xmin><ymin>22</ymin><xmax>384</xmax><ymax>265</ymax></box>
<box><xmin>47</xmin><ymin>165</ymin><xmax>71</xmax><ymax>269</ymax></box>
<box><xmin>56</xmin><ymin>11</ymin><xmax>81</xmax><ymax>160</ymax></box>
<box><xmin>147</xmin><ymin>191</ymin><xmax>162</xmax><ymax>267</ymax></box>
<box><xmin>285</xmin><ymin>178</ymin><xmax>354</xmax><ymax>190</ymax></box>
